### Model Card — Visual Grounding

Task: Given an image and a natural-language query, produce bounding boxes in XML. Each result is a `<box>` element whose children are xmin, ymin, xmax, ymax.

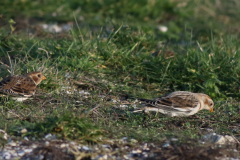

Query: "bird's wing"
<box><xmin>139</xmin><ymin>92</ymin><xmax>200</xmax><ymax>112</ymax></box>
<box><xmin>0</xmin><ymin>75</ymin><xmax>36</xmax><ymax>96</ymax></box>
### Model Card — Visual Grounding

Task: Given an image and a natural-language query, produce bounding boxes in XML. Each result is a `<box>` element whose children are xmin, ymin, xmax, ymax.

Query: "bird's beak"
<box><xmin>209</xmin><ymin>108</ymin><xmax>213</xmax><ymax>112</ymax></box>
<box><xmin>42</xmin><ymin>76</ymin><xmax>46</xmax><ymax>80</ymax></box>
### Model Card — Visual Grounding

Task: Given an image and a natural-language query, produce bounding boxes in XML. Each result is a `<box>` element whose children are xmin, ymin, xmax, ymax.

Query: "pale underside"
<box><xmin>0</xmin><ymin>94</ymin><xmax>32</xmax><ymax>102</ymax></box>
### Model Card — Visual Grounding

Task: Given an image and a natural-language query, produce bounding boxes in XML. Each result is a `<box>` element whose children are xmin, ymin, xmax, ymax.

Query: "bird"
<box><xmin>136</xmin><ymin>91</ymin><xmax>214</xmax><ymax>117</ymax></box>
<box><xmin>0</xmin><ymin>71</ymin><xmax>46</xmax><ymax>102</ymax></box>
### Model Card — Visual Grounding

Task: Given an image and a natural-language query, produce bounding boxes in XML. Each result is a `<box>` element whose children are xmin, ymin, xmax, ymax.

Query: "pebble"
<box><xmin>202</xmin><ymin>133</ymin><xmax>239</xmax><ymax>145</ymax></box>
<box><xmin>60</xmin><ymin>143</ymin><xmax>66</xmax><ymax>148</ymax></box>
<box><xmin>162</xmin><ymin>142</ymin><xmax>170</xmax><ymax>147</ymax></box>
<box><xmin>112</xmin><ymin>99</ymin><xmax>117</xmax><ymax>103</ymax></box>
<box><xmin>9</xmin><ymin>142</ymin><xmax>17</xmax><ymax>147</ymax></box>
<box><xmin>24</xmin><ymin>148</ymin><xmax>33</xmax><ymax>153</ymax></box>
<box><xmin>118</xmin><ymin>104</ymin><xmax>128</xmax><ymax>108</ymax></box>
<box><xmin>24</xmin><ymin>136</ymin><xmax>29</xmax><ymax>141</ymax></box>
<box><xmin>82</xmin><ymin>146</ymin><xmax>90</xmax><ymax>151</ymax></box>
<box><xmin>143</xmin><ymin>143</ymin><xmax>149</xmax><ymax>150</ymax></box>
<box><xmin>44</xmin><ymin>133</ymin><xmax>56</xmax><ymax>140</ymax></box>
<box><xmin>0</xmin><ymin>135</ymin><xmax>239</xmax><ymax>160</ymax></box>
<box><xmin>17</xmin><ymin>150</ymin><xmax>25</xmax><ymax>156</ymax></box>
<box><xmin>21</xmin><ymin>128</ymin><xmax>28</xmax><ymax>134</ymax></box>
<box><xmin>132</xmin><ymin>149</ymin><xmax>142</xmax><ymax>154</ymax></box>
<box><xmin>79</xmin><ymin>91</ymin><xmax>90</xmax><ymax>95</ymax></box>
<box><xmin>3</xmin><ymin>152</ymin><xmax>11</xmax><ymax>159</ymax></box>
<box><xmin>31</xmin><ymin>144</ymin><xmax>38</xmax><ymax>148</ymax></box>
<box><xmin>102</xmin><ymin>144</ymin><xmax>110</xmax><ymax>148</ymax></box>
<box><xmin>45</xmin><ymin>141</ymin><xmax>50</xmax><ymax>146</ymax></box>
<box><xmin>170</xmin><ymin>138</ymin><xmax>178</xmax><ymax>141</ymax></box>
<box><xmin>157</xmin><ymin>25</ymin><xmax>168</xmax><ymax>32</ymax></box>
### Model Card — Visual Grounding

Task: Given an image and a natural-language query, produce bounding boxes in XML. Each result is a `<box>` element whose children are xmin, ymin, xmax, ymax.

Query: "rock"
<box><xmin>8</xmin><ymin>142</ymin><xmax>17</xmax><ymax>147</ymax></box>
<box><xmin>17</xmin><ymin>150</ymin><xmax>25</xmax><ymax>156</ymax></box>
<box><xmin>170</xmin><ymin>138</ymin><xmax>178</xmax><ymax>141</ymax></box>
<box><xmin>21</xmin><ymin>128</ymin><xmax>28</xmax><ymax>134</ymax></box>
<box><xmin>44</xmin><ymin>133</ymin><xmax>56</xmax><ymax>140</ymax></box>
<box><xmin>82</xmin><ymin>146</ymin><xmax>90</xmax><ymax>151</ymax></box>
<box><xmin>162</xmin><ymin>141</ymin><xmax>170</xmax><ymax>147</ymax></box>
<box><xmin>157</xmin><ymin>25</ymin><xmax>168</xmax><ymax>32</ymax></box>
<box><xmin>3</xmin><ymin>152</ymin><xmax>11</xmax><ymax>159</ymax></box>
<box><xmin>202</xmin><ymin>133</ymin><xmax>239</xmax><ymax>145</ymax></box>
<box><xmin>24</xmin><ymin>137</ymin><xmax>29</xmax><ymax>141</ymax></box>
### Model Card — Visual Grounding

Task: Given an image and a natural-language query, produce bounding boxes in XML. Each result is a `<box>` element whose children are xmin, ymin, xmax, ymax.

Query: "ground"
<box><xmin>0</xmin><ymin>0</ymin><xmax>240</xmax><ymax>159</ymax></box>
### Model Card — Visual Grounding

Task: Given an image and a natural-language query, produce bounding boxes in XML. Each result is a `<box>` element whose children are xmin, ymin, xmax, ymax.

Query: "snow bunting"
<box><xmin>0</xmin><ymin>71</ymin><xmax>46</xmax><ymax>102</ymax></box>
<box><xmin>137</xmin><ymin>91</ymin><xmax>214</xmax><ymax>117</ymax></box>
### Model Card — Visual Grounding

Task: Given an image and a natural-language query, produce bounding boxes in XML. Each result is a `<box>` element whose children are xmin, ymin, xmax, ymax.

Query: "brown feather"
<box><xmin>138</xmin><ymin>91</ymin><xmax>213</xmax><ymax>117</ymax></box>
<box><xmin>152</xmin><ymin>92</ymin><xmax>199</xmax><ymax>109</ymax></box>
<box><xmin>0</xmin><ymin>71</ymin><xmax>45</xmax><ymax>97</ymax></box>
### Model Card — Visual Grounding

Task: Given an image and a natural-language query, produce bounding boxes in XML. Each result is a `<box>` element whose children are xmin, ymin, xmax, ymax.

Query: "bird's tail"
<box><xmin>138</xmin><ymin>98</ymin><xmax>157</xmax><ymax>105</ymax></box>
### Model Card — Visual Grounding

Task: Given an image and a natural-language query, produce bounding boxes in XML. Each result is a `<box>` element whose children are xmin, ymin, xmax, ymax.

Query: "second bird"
<box><xmin>137</xmin><ymin>91</ymin><xmax>214</xmax><ymax>117</ymax></box>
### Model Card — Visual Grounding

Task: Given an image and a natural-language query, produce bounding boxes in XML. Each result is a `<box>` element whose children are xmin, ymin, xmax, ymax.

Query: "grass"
<box><xmin>0</xmin><ymin>0</ymin><xmax>240</xmax><ymax>158</ymax></box>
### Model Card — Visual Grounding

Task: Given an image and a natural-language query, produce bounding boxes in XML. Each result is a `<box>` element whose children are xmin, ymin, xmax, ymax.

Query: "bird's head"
<box><xmin>200</xmin><ymin>94</ymin><xmax>214</xmax><ymax>112</ymax></box>
<box><xmin>26</xmin><ymin>71</ymin><xmax>46</xmax><ymax>85</ymax></box>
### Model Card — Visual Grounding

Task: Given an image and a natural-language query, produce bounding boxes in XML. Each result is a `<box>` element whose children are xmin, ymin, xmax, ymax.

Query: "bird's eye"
<box><xmin>38</xmin><ymin>74</ymin><xmax>41</xmax><ymax>78</ymax></box>
<box><xmin>209</xmin><ymin>103</ymin><xmax>213</xmax><ymax>106</ymax></box>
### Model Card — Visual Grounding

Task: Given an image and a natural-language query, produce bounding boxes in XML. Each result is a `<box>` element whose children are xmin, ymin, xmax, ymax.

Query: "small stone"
<box><xmin>132</xmin><ymin>149</ymin><xmax>142</xmax><ymax>154</ymax></box>
<box><xmin>24</xmin><ymin>136</ymin><xmax>29</xmax><ymax>141</ymax></box>
<box><xmin>9</xmin><ymin>149</ymin><xmax>16</xmax><ymax>153</ymax></box>
<box><xmin>112</xmin><ymin>99</ymin><xmax>117</xmax><ymax>103</ymax></box>
<box><xmin>21</xmin><ymin>128</ymin><xmax>28</xmax><ymax>134</ymax></box>
<box><xmin>82</xmin><ymin>146</ymin><xmax>90</xmax><ymax>151</ymax></box>
<box><xmin>100</xmin><ymin>155</ymin><xmax>108</xmax><ymax>160</ymax></box>
<box><xmin>65</xmin><ymin>73</ymin><xmax>71</xmax><ymax>78</ymax></box>
<box><xmin>132</xmin><ymin>104</ymin><xmax>137</xmax><ymax>108</ymax></box>
<box><xmin>157</xmin><ymin>25</ymin><xmax>168</xmax><ymax>32</ymax></box>
<box><xmin>102</xmin><ymin>144</ymin><xmax>110</xmax><ymax>148</ymax></box>
<box><xmin>31</xmin><ymin>144</ymin><xmax>38</xmax><ymax>148</ymax></box>
<box><xmin>44</xmin><ymin>133</ymin><xmax>56</xmax><ymax>140</ymax></box>
<box><xmin>70</xmin><ymin>141</ymin><xmax>76</xmax><ymax>145</ymax></box>
<box><xmin>39</xmin><ymin>154</ymin><xmax>44</xmax><ymax>160</ymax></box>
<box><xmin>143</xmin><ymin>143</ymin><xmax>149</xmax><ymax>150</ymax></box>
<box><xmin>8</xmin><ymin>142</ymin><xmax>17</xmax><ymax>146</ymax></box>
<box><xmin>143</xmin><ymin>152</ymin><xmax>149</xmax><ymax>157</ymax></box>
<box><xmin>122</xmin><ymin>137</ymin><xmax>128</xmax><ymax>141</ymax></box>
<box><xmin>60</xmin><ymin>143</ymin><xmax>66</xmax><ymax>148</ymax></box>
<box><xmin>163</xmin><ymin>142</ymin><xmax>170</xmax><ymax>147</ymax></box>
<box><xmin>202</xmin><ymin>133</ymin><xmax>239</xmax><ymax>145</ymax></box>
<box><xmin>170</xmin><ymin>138</ymin><xmax>178</xmax><ymax>141</ymax></box>
<box><xmin>3</xmin><ymin>152</ymin><xmax>11</xmax><ymax>159</ymax></box>
<box><xmin>79</xmin><ymin>91</ymin><xmax>90</xmax><ymax>95</ymax></box>
<box><xmin>24</xmin><ymin>148</ymin><xmax>33</xmax><ymax>153</ymax></box>
<box><xmin>41</xmin><ymin>24</ymin><xmax>62</xmax><ymax>33</ymax></box>
<box><xmin>45</xmin><ymin>141</ymin><xmax>50</xmax><ymax>146</ymax></box>
<box><xmin>66</xmin><ymin>91</ymin><xmax>72</xmax><ymax>94</ymax></box>
<box><xmin>17</xmin><ymin>150</ymin><xmax>25</xmax><ymax>156</ymax></box>
<box><xmin>119</xmin><ymin>105</ymin><xmax>128</xmax><ymax>108</ymax></box>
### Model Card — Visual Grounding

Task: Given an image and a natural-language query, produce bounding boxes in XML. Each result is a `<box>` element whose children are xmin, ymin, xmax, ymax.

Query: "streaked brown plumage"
<box><xmin>0</xmin><ymin>71</ymin><xmax>46</xmax><ymax>101</ymax></box>
<box><xmin>137</xmin><ymin>91</ymin><xmax>214</xmax><ymax>117</ymax></box>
